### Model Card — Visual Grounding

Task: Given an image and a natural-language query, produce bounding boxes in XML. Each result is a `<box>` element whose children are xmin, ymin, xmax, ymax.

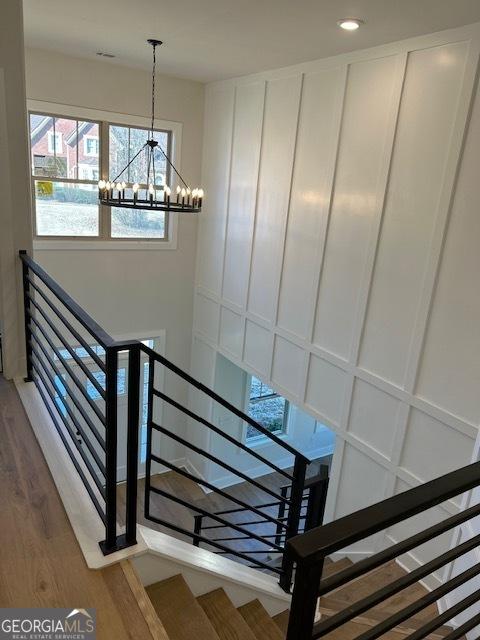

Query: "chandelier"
<box><xmin>97</xmin><ymin>39</ymin><xmax>203</xmax><ymax>213</ymax></box>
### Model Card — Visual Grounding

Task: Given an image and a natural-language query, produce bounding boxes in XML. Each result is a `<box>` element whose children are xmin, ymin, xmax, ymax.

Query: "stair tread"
<box><xmin>322</xmin><ymin>557</ymin><xmax>354</xmax><ymax>579</ymax></box>
<box><xmin>318</xmin><ymin>560</ymin><xmax>452</xmax><ymax>638</ymax></box>
<box><xmin>197</xmin><ymin>589</ymin><xmax>258</xmax><ymax>640</ymax></box>
<box><xmin>147</xmin><ymin>574</ymin><xmax>220</xmax><ymax>640</ymax></box>
<box><xmin>238</xmin><ymin>600</ymin><xmax>283</xmax><ymax>640</ymax></box>
<box><xmin>272</xmin><ymin>610</ymin><xmax>289</xmax><ymax>635</ymax></box>
<box><xmin>321</xmin><ymin>619</ymin><xmax>409</xmax><ymax>639</ymax></box>
<box><xmin>320</xmin><ymin>602</ymin><xmax>452</xmax><ymax>638</ymax></box>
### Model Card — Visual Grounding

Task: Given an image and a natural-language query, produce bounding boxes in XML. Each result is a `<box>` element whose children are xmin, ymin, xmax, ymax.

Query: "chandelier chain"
<box><xmin>151</xmin><ymin>42</ymin><xmax>156</xmax><ymax>138</ymax></box>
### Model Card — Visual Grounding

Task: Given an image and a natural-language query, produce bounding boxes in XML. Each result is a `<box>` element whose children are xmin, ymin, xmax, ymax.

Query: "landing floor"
<box><xmin>0</xmin><ymin>376</ymin><xmax>154</xmax><ymax>639</ymax></box>
<box><xmin>117</xmin><ymin>456</ymin><xmax>332</xmax><ymax>569</ymax></box>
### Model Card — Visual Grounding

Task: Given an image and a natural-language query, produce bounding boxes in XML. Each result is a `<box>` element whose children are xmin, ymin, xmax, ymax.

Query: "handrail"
<box><xmin>143</xmin><ymin>344</ymin><xmax>309</xmax><ymax>460</ymax></box>
<box><xmin>19</xmin><ymin>250</ymin><xmax>315</xmax><ymax>582</ymax></box>
<box><xmin>287</xmin><ymin>459</ymin><xmax>480</xmax><ymax>563</ymax></box>
<box><xmin>318</xmin><ymin>499</ymin><xmax>480</xmax><ymax>596</ymax></box>
<box><xmin>20</xmin><ymin>250</ymin><xmax>307</xmax><ymax>460</ymax></box>
<box><xmin>151</xmin><ymin>420</ymin><xmax>292</xmax><ymax>504</ymax></box>
<box><xmin>20</xmin><ymin>251</ymin><xmax>116</xmax><ymax>349</ymax></box>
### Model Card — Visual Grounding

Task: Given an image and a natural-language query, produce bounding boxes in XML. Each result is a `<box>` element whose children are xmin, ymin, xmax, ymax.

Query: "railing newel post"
<box><xmin>193</xmin><ymin>514</ymin><xmax>203</xmax><ymax>547</ymax></box>
<box><xmin>19</xmin><ymin>250</ymin><xmax>34</xmax><ymax>382</ymax></box>
<box><xmin>100</xmin><ymin>345</ymin><xmax>119</xmax><ymax>553</ymax></box>
<box><xmin>304</xmin><ymin>464</ymin><xmax>329</xmax><ymax>533</ymax></box>
<box><xmin>144</xmin><ymin>355</ymin><xmax>155</xmax><ymax>522</ymax></box>
<box><xmin>125</xmin><ymin>343</ymin><xmax>141</xmax><ymax>545</ymax></box>
<box><xmin>285</xmin><ymin>558</ymin><xmax>324</xmax><ymax>640</ymax></box>
<box><xmin>280</xmin><ymin>455</ymin><xmax>308</xmax><ymax>592</ymax></box>
<box><xmin>275</xmin><ymin>485</ymin><xmax>288</xmax><ymax>546</ymax></box>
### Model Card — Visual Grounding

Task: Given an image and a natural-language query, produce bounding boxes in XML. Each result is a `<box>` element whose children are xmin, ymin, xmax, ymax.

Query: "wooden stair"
<box><xmin>142</xmin><ymin>558</ymin><xmax>459</xmax><ymax>640</ymax></box>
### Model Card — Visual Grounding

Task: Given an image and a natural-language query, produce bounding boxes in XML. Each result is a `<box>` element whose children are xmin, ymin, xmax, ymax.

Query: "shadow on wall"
<box><xmin>205</xmin><ymin>353</ymin><xmax>336</xmax><ymax>488</ymax></box>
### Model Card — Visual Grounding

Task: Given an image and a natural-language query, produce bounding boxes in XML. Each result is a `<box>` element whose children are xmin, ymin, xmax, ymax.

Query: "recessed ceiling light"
<box><xmin>337</xmin><ymin>18</ymin><xmax>364</xmax><ymax>31</ymax></box>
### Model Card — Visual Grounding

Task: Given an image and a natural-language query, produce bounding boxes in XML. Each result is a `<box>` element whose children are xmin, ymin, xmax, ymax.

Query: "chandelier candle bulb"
<box><xmin>176</xmin><ymin>185</ymin><xmax>181</xmax><ymax>204</ymax></box>
<box><xmin>181</xmin><ymin>188</ymin><xmax>186</xmax><ymax>207</ymax></box>
<box><xmin>133</xmin><ymin>183</ymin><xmax>139</xmax><ymax>203</ymax></box>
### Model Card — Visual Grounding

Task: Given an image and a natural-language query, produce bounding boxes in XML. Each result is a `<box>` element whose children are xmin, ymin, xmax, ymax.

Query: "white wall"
<box><xmin>0</xmin><ymin>0</ymin><xmax>33</xmax><ymax>378</ymax></box>
<box><xmin>205</xmin><ymin>354</ymin><xmax>335</xmax><ymax>488</ymax></box>
<box><xmin>192</xmin><ymin>22</ymin><xmax>480</xmax><ymax>573</ymax></box>
<box><xmin>24</xmin><ymin>48</ymin><xmax>205</xmax><ymax>454</ymax></box>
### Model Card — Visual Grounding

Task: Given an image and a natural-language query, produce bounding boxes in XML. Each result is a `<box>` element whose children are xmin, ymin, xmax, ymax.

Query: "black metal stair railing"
<box><xmin>284</xmin><ymin>461</ymin><xmax>480</xmax><ymax>640</ymax></box>
<box><xmin>140</xmin><ymin>346</ymin><xmax>329</xmax><ymax>591</ymax></box>
<box><xmin>191</xmin><ymin>468</ymin><xmax>329</xmax><ymax>572</ymax></box>
<box><xmin>19</xmin><ymin>250</ymin><xmax>325</xmax><ymax>590</ymax></box>
<box><xmin>19</xmin><ymin>250</ymin><xmax>141</xmax><ymax>554</ymax></box>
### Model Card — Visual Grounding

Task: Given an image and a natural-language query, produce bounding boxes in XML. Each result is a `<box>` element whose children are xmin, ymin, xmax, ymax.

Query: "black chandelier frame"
<box><xmin>98</xmin><ymin>39</ymin><xmax>203</xmax><ymax>214</ymax></box>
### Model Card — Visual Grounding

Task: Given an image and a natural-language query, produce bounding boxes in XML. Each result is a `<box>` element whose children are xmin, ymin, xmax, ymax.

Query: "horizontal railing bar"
<box><xmin>32</xmin><ymin>366</ymin><xmax>106</xmax><ymax>524</ymax></box>
<box><xmin>150</xmin><ymin>454</ymin><xmax>287</xmax><ymax>532</ymax></box>
<box><xmin>322</xmin><ymin>561</ymin><xmax>480</xmax><ymax>640</ymax></box>
<box><xmin>30</xmin><ymin>346</ymin><xmax>106</xmax><ymax>477</ymax></box>
<box><xmin>20</xmin><ymin>252</ymin><xmax>116</xmax><ymax>349</ymax></box>
<box><xmin>143</xmin><ymin>348</ymin><xmax>309</xmax><ymax>461</ymax></box>
<box><xmin>152</xmin><ymin>387</ymin><xmax>293</xmax><ymax>480</ymax></box>
<box><xmin>144</xmin><ymin>511</ymin><xmax>283</xmax><ymax>574</ymax></box>
<box><xmin>28</xmin><ymin>293</ymin><xmax>106</xmax><ymax>399</ymax></box>
<box><xmin>314</xmin><ymin>530</ymin><xmax>480</xmax><ymax>636</ymax></box>
<box><xmin>212</xmin><ymin>501</ymin><xmax>283</xmax><ymax>516</ymax></box>
<box><xmin>29</xmin><ymin>330</ymin><xmax>106</xmax><ymax>449</ymax></box>
<box><xmin>202</xmin><ymin>518</ymin><xmax>287</xmax><ymax>530</ymax></box>
<box><xmin>288</xmin><ymin>459</ymin><xmax>480</xmax><ymax>563</ymax></box>
<box><xmin>27</xmin><ymin>277</ymin><xmax>106</xmax><ymax>370</ymax></box>
<box><xmin>405</xmin><ymin>588</ymin><xmax>480</xmax><ymax>640</ymax></box>
<box><xmin>29</xmin><ymin>315</ymin><xmax>106</xmax><ymax>425</ymax></box>
<box><xmin>32</xmin><ymin>359</ymin><xmax>107</xmax><ymax>499</ymax></box>
<box><xmin>214</xmin><ymin>550</ymin><xmax>281</xmax><ymax>556</ymax></box>
<box><xmin>442</xmin><ymin>612</ymin><xmax>480</xmax><ymax>640</ymax></box>
<box><xmin>319</xmin><ymin>500</ymin><xmax>480</xmax><ymax>596</ymax></box>
<box><xmin>208</xmin><ymin>534</ymin><xmax>286</xmax><ymax>542</ymax></box>
<box><xmin>151</xmin><ymin>421</ymin><xmax>291</xmax><ymax>505</ymax></box>
<box><xmin>208</xmin><ymin>502</ymin><xmax>307</xmax><ymax>518</ymax></box>
<box><xmin>149</xmin><ymin>484</ymin><xmax>283</xmax><ymax>549</ymax></box>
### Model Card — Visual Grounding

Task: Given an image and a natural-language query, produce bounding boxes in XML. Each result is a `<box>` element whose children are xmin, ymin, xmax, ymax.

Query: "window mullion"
<box><xmin>100</xmin><ymin>120</ymin><xmax>110</xmax><ymax>239</ymax></box>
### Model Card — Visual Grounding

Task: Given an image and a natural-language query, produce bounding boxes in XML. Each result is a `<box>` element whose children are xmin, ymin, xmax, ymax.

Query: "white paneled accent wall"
<box><xmin>193</xmin><ymin>23</ymin><xmax>480</xmax><ymax>570</ymax></box>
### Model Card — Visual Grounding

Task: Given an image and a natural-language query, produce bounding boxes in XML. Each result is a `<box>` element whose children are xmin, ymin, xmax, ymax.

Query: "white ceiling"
<box><xmin>23</xmin><ymin>0</ymin><xmax>480</xmax><ymax>82</ymax></box>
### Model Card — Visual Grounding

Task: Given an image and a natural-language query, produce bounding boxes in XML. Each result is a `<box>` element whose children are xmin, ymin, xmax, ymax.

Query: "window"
<box><xmin>109</xmin><ymin>124</ymin><xmax>169</xmax><ymax>239</ymax></box>
<box><xmin>30</xmin><ymin>114</ymin><xmax>100</xmax><ymax>237</ymax></box>
<box><xmin>84</xmin><ymin>135</ymin><xmax>99</xmax><ymax>156</ymax></box>
<box><xmin>86</xmin><ymin>369</ymin><xmax>126</xmax><ymax>401</ymax></box>
<box><xmin>29</xmin><ymin>112</ymin><xmax>172</xmax><ymax>240</ymax></box>
<box><xmin>246</xmin><ymin>376</ymin><xmax>289</xmax><ymax>441</ymax></box>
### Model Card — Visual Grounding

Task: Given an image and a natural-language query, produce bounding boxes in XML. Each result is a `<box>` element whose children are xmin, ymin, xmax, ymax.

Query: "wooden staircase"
<box><xmin>142</xmin><ymin>557</ymin><xmax>457</xmax><ymax>640</ymax></box>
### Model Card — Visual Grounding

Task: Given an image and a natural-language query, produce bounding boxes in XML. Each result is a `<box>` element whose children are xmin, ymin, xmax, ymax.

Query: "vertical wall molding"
<box><xmin>194</xmin><ymin>24</ymin><xmax>480</xmax><ymax>563</ymax></box>
<box><xmin>403</xmin><ymin>41</ymin><xmax>480</xmax><ymax>394</ymax></box>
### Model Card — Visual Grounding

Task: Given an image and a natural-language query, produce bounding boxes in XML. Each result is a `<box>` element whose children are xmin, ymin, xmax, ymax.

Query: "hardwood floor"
<box><xmin>0</xmin><ymin>376</ymin><xmax>156</xmax><ymax>640</ymax></box>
